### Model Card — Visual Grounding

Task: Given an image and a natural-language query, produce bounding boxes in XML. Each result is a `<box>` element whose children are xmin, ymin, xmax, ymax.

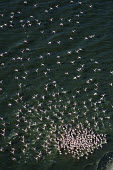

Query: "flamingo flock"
<box><xmin>0</xmin><ymin>0</ymin><xmax>112</xmax><ymax>167</ymax></box>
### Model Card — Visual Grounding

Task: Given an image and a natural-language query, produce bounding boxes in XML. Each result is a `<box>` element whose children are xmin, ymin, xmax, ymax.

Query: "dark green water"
<box><xmin>0</xmin><ymin>0</ymin><xmax>113</xmax><ymax>170</ymax></box>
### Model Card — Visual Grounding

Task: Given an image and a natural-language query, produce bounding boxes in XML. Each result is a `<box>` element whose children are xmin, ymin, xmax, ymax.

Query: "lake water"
<box><xmin>0</xmin><ymin>0</ymin><xmax>113</xmax><ymax>170</ymax></box>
